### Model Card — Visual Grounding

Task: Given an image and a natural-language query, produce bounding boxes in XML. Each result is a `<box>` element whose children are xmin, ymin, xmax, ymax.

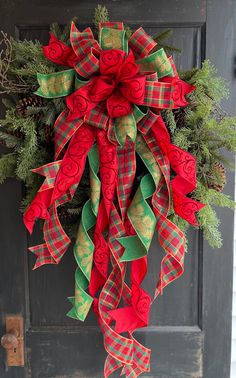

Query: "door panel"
<box><xmin>0</xmin><ymin>1</ymin><xmax>235</xmax><ymax>377</ymax></box>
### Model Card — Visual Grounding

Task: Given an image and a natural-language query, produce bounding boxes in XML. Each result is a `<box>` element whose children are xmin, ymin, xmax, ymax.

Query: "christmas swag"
<box><xmin>0</xmin><ymin>5</ymin><xmax>236</xmax><ymax>377</ymax></box>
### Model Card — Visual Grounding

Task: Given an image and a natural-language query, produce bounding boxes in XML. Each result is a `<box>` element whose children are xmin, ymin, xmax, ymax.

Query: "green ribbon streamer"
<box><xmin>114</xmin><ymin>105</ymin><xmax>149</xmax><ymax>146</ymax></box>
<box><xmin>114</xmin><ymin>113</ymin><xmax>137</xmax><ymax>145</ymax></box>
<box><xmin>119</xmin><ymin>134</ymin><xmax>162</xmax><ymax>262</ymax></box>
<box><xmin>133</xmin><ymin>104</ymin><xmax>148</xmax><ymax>123</ymax></box>
<box><xmin>35</xmin><ymin>69</ymin><xmax>75</xmax><ymax>98</ymax></box>
<box><xmin>119</xmin><ymin>173</ymin><xmax>156</xmax><ymax>261</ymax></box>
<box><xmin>88</xmin><ymin>144</ymin><xmax>101</xmax><ymax>215</ymax></box>
<box><xmin>67</xmin><ymin>144</ymin><xmax>101</xmax><ymax>321</ymax></box>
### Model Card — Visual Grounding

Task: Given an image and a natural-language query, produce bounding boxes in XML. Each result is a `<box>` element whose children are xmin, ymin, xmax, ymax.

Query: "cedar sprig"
<box><xmin>93</xmin><ymin>4</ymin><xmax>109</xmax><ymax>29</ymax></box>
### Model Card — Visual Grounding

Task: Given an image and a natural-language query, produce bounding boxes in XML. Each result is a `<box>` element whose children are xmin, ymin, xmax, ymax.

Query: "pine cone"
<box><xmin>0</xmin><ymin>139</ymin><xmax>6</xmax><ymax>147</ymax></box>
<box><xmin>58</xmin><ymin>208</ymin><xmax>80</xmax><ymax>223</ymax></box>
<box><xmin>43</xmin><ymin>124</ymin><xmax>53</xmax><ymax>142</ymax></box>
<box><xmin>207</xmin><ymin>162</ymin><xmax>226</xmax><ymax>192</ymax></box>
<box><xmin>16</xmin><ymin>95</ymin><xmax>44</xmax><ymax>119</ymax></box>
<box><xmin>173</xmin><ymin>108</ymin><xmax>186</xmax><ymax>128</ymax></box>
<box><xmin>11</xmin><ymin>129</ymin><xmax>24</xmax><ymax>139</ymax></box>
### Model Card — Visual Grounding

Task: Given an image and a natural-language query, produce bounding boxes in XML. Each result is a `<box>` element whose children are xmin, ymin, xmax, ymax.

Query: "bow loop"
<box><xmin>43</xmin><ymin>33</ymin><xmax>78</xmax><ymax>67</ymax></box>
<box><xmin>70</xmin><ymin>21</ymin><xmax>100</xmax><ymax>56</ymax></box>
<box><xmin>116</xmin><ymin>50</ymin><xmax>139</xmax><ymax>81</ymax></box>
<box><xmin>107</xmin><ymin>92</ymin><xmax>133</xmax><ymax>118</ymax></box>
<box><xmin>89</xmin><ymin>76</ymin><xmax>115</xmax><ymax>102</ymax></box>
<box><xmin>99</xmin><ymin>49</ymin><xmax>126</xmax><ymax>76</ymax></box>
<box><xmin>119</xmin><ymin>76</ymin><xmax>146</xmax><ymax>104</ymax></box>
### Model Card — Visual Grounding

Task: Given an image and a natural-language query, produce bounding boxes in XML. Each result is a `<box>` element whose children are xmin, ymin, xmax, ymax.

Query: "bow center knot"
<box><xmin>88</xmin><ymin>49</ymin><xmax>146</xmax><ymax>117</ymax></box>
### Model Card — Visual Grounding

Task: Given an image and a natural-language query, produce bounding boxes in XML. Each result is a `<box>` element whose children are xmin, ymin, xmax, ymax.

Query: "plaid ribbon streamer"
<box><xmin>138</xmin><ymin>108</ymin><xmax>159</xmax><ymax>135</ymax></box>
<box><xmin>117</xmin><ymin>139</ymin><xmax>136</xmax><ymax>220</ymax></box>
<box><xmin>32</xmin><ymin>160</ymin><xmax>62</xmax><ymax>191</ymax></box>
<box><xmin>101</xmin><ymin>205</ymin><xmax>151</xmax><ymax>377</ymax></box>
<box><xmin>54</xmin><ymin>109</ymin><xmax>83</xmax><ymax>159</ymax></box>
<box><xmin>28</xmin><ymin>186</ymin><xmax>77</xmax><ymax>269</ymax></box>
<box><xmin>142</xmin><ymin>127</ymin><xmax>185</xmax><ymax>298</ymax></box>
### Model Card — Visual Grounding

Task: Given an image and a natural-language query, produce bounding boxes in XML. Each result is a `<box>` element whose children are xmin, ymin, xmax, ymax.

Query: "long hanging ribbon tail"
<box><xmin>152</xmin><ymin>115</ymin><xmax>205</xmax><ymax>226</ymax></box>
<box><xmin>89</xmin><ymin>128</ymin><xmax>118</xmax><ymax>298</ymax></box>
<box><xmin>106</xmin><ymin>133</ymin><xmax>161</xmax><ymax>376</ymax></box>
<box><xmin>91</xmin><ymin>132</ymin><xmax>135</xmax><ymax>374</ymax></box>
<box><xmin>24</xmin><ymin>124</ymin><xmax>96</xmax><ymax>268</ymax></box>
<box><xmin>142</xmin><ymin>115</ymin><xmax>202</xmax><ymax>299</ymax></box>
<box><xmin>89</xmin><ymin>132</ymin><xmax>151</xmax><ymax>378</ymax></box>
<box><xmin>67</xmin><ymin>144</ymin><xmax>101</xmax><ymax>321</ymax></box>
<box><xmin>102</xmin><ymin>205</ymin><xmax>151</xmax><ymax>378</ymax></box>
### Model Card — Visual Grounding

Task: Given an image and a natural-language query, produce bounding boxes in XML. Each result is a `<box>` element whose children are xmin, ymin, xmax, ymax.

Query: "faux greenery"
<box><xmin>0</xmin><ymin>5</ymin><xmax>235</xmax><ymax>247</ymax></box>
<box><xmin>163</xmin><ymin>61</ymin><xmax>236</xmax><ymax>247</ymax></box>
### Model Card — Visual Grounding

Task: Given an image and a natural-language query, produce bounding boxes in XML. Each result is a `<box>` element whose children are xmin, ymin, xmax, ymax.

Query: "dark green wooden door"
<box><xmin>0</xmin><ymin>1</ymin><xmax>235</xmax><ymax>377</ymax></box>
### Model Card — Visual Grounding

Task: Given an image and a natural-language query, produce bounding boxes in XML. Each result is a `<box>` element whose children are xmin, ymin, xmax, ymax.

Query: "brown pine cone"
<box><xmin>207</xmin><ymin>162</ymin><xmax>226</xmax><ymax>192</ymax></box>
<box><xmin>43</xmin><ymin>124</ymin><xmax>53</xmax><ymax>142</ymax></box>
<box><xmin>58</xmin><ymin>208</ymin><xmax>80</xmax><ymax>223</ymax></box>
<box><xmin>0</xmin><ymin>139</ymin><xmax>6</xmax><ymax>147</ymax></box>
<box><xmin>173</xmin><ymin>108</ymin><xmax>186</xmax><ymax>128</ymax></box>
<box><xmin>11</xmin><ymin>129</ymin><xmax>24</xmax><ymax>139</ymax></box>
<box><xmin>16</xmin><ymin>95</ymin><xmax>44</xmax><ymax>119</ymax></box>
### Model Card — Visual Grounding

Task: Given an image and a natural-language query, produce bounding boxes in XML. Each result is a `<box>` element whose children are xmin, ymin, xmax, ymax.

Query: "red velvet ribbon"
<box><xmin>43</xmin><ymin>33</ymin><xmax>78</xmax><ymax>67</ymax></box>
<box><xmin>24</xmin><ymin>125</ymin><xmax>96</xmax><ymax>234</ymax></box>
<box><xmin>152</xmin><ymin>116</ymin><xmax>205</xmax><ymax>225</ymax></box>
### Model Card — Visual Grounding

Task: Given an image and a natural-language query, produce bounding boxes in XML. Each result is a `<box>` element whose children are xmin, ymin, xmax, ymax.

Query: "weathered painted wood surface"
<box><xmin>0</xmin><ymin>1</ymin><xmax>235</xmax><ymax>377</ymax></box>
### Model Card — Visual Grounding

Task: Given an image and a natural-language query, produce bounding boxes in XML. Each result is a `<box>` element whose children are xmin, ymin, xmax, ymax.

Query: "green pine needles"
<box><xmin>0</xmin><ymin>5</ymin><xmax>235</xmax><ymax>247</ymax></box>
<box><xmin>164</xmin><ymin>60</ymin><xmax>236</xmax><ymax>247</ymax></box>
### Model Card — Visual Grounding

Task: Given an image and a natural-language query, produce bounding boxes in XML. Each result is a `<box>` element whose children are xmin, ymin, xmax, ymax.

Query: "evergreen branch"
<box><xmin>157</xmin><ymin>43</ymin><xmax>181</xmax><ymax>53</ymax></box>
<box><xmin>0</xmin><ymin>153</ymin><xmax>17</xmax><ymax>183</ymax></box>
<box><xmin>41</xmin><ymin>107</ymin><xmax>56</xmax><ymax>126</ymax></box>
<box><xmin>152</xmin><ymin>29</ymin><xmax>181</xmax><ymax>53</ymax></box>
<box><xmin>0</xmin><ymin>131</ymin><xmax>23</xmax><ymax>148</ymax></box>
<box><xmin>50</xmin><ymin>22</ymin><xmax>62</xmax><ymax>39</ymax></box>
<box><xmin>153</xmin><ymin>29</ymin><xmax>173</xmax><ymax>42</ymax></box>
<box><xmin>2</xmin><ymin>96</ymin><xmax>18</xmax><ymax>108</ymax></box>
<box><xmin>93</xmin><ymin>5</ymin><xmax>109</xmax><ymax>29</ymax></box>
